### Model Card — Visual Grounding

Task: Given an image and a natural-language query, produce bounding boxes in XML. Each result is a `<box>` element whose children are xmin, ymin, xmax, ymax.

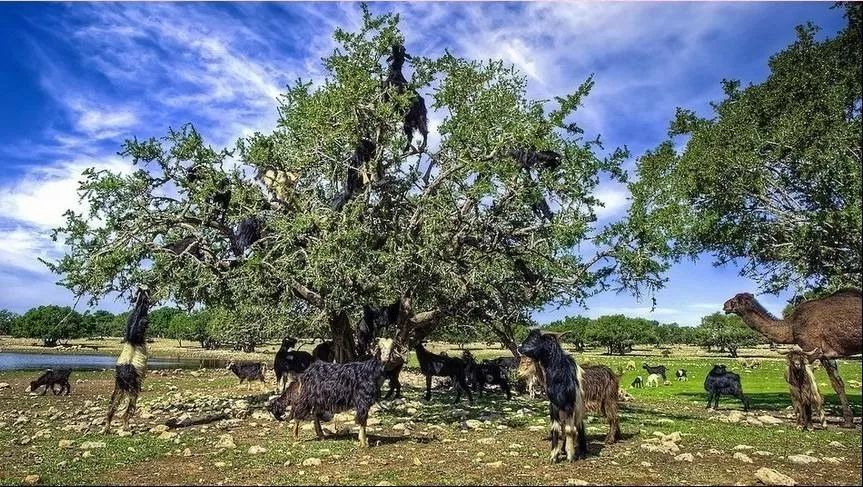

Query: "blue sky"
<box><xmin>0</xmin><ymin>2</ymin><xmax>846</xmax><ymax>324</ymax></box>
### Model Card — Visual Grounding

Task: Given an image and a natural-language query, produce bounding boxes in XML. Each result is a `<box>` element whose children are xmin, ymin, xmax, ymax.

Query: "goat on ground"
<box><xmin>414</xmin><ymin>343</ymin><xmax>473</xmax><ymax>404</ymax></box>
<box><xmin>28</xmin><ymin>369</ymin><xmax>72</xmax><ymax>396</ymax></box>
<box><xmin>516</xmin><ymin>356</ymin><xmax>547</xmax><ymax>399</ymax></box>
<box><xmin>104</xmin><ymin>288</ymin><xmax>152</xmax><ymax>434</ymax></box>
<box><xmin>676</xmin><ymin>369</ymin><xmax>688</xmax><ymax>381</ymax></box>
<box><xmin>226</xmin><ymin>361</ymin><xmax>267</xmax><ymax>390</ymax></box>
<box><xmin>704</xmin><ymin>364</ymin><xmax>750</xmax><ymax>411</ymax></box>
<box><xmin>462</xmin><ymin>351</ymin><xmax>512</xmax><ymax>399</ymax></box>
<box><xmin>518</xmin><ymin>329</ymin><xmax>587</xmax><ymax>463</ymax></box>
<box><xmin>624</xmin><ymin>361</ymin><xmax>637</xmax><ymax>371</ymax></box>
<box><xmin>782</xmin><ymin>347</ymin><xmax>826</xmax><ymax>430</ymax></box>
<box><xmin>646</xmin><ymin>374</ymin><xmax>662</xmax><ymax>388</ymax></box>
<box><xmin>286</xmin><ymin>341</ymin><xmax>393</xmax><ymax>447</ymax></box>
<box><xmin>630</xmin><ymin>376</ymin><xmax>643</xmax><ymax>389</ymax></box>
<box><xmin>313</xmin><ymin>341</ymin><xmax>336</xmax><ymax>362</ymax></box>
<box><xmin>581</xmin><ymin>365</ymin><xmax>622</xmax><ymax>444</ymax></box>
<box><xmin>642</xmin><ymin>362</ymin><xmax>667</xmax><ymax>380</ymax></box>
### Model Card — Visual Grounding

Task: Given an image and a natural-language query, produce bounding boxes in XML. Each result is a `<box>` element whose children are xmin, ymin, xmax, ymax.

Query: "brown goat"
<box><xmin>517</xmin><ymin>358</ymin><xmax>621</xmax><ymax>444</ymax></box>
<box><xmin>516</xmin><ymin>356</ymin><xmax>546</xmax><ymax>399</ymax></box>
<box><xmin>782</xmin><ymin>347</ymin><xmax>826</xmax><ymax>430</ymax></box>
<box><xmin>580</xmin><ymin>365</ymin><xmax>622</xmax><ymax>444</ymax></box>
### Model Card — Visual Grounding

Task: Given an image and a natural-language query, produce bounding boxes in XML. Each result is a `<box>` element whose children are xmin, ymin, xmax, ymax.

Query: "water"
<box><xmin>0</xmin><ymin>351</ymin><xmax>229</xmax><ymax>372</ymax></box>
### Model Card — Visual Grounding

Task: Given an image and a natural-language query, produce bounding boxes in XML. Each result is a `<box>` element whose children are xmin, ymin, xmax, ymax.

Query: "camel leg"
<box><xmin>822</xmin><ymin>359</ymin><xmax>854</xmax><ymax>428</ymax></box>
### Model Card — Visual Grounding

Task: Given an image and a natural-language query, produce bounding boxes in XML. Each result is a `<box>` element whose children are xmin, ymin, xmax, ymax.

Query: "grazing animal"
<box><xmin>383</xmin><ymin>43</ymin><xmax>428</xmax><ymax>152</ymax></box>
<box><xmin>287</xmin><ymin>341</ymin><xmax>392</xmax><ymax>447</ymax></box>
<box><xmin>274</xmin><ymin>337</ymin><xmax>299</xmax><ymax>391</ymax></box>
<box><xmin>518</xmin><ymin>329</ymin><xmax>587</xmax><ymax>463</ymax></box>
<box><xmin>104</xmin><ymin>288</ymin><xmax>152</xmax><ymax>433</ymax></box>
<box><xmin>782</xmin><ymin>347</ymin><xmax>826</xmax><ymax>430</ymax></box>
<box><xmin>312</xmin><ymin>341</ymin><xmax>336</xmax><ymax>362</ymax></box>
<box><xmin>642</xmin><ymin>362</ymin><xmax>667</xmax><ymax>381</ymax></box>
<box><xmin>516</xmin><ymin>356</ymin><xmax>546</xmax><ymax>398</ymax></box>
<box><xmin>630</xmin><ymin>376</ymin><xmax>644</xmax><ymax>389</ymax></box>
<box><xmin>414</xmin><ymin>343</ymin><xmax>473</xmax><ymax>404</ymax></box>
<box><xmin>724</xmin><ymin>288</ymin><xmax>862</xmax><ymax>427</ymax></box>
<box><xmin>274</xmin><ymin>346</ymin><xmax>314</xmax><ymax>391</ymax></box>
<box><xmin>381</xmin><ymin>358</ymin><xmax>405</xmax><ymax>400</ymax></box>
<box><xmin>580</xmin><ymin>365</ymin><xmax>622</xmax><ymax>444</ymax></box>
<box><xmin>267</xmin><ymin>378</ymin><xmax>335</xmax><ymax>438</ymax></box>
<box><xmin>357</xmin><ymin>301</ymin><xmax>400</xmax><ymax>358</ymax></box>
<box><xmin>704</xmin><ymin>364</ymin><xmax>750</xmax><ymax>411</ymax></box>
<box><xmin>625</xmin><ymin>361</ymin><xmax>637</xmax><ymax>371</ymax></box>
<box><xmin>28</xmin><ymin>369</ymin><xmax>72</xmax><ymax>396</ymax></box>
<box><xmin>462</xmin><ymin>351</ymin><xmax>512</xmax><ymax>399</ymax></box>
<box><xmin>646</xmin><ymin>374</ymin><xmax>662</xmax><ymax>388</ymax></box>
<box><xmin>676</xmin><ymin>369</ymin><xmax>688</xmax><ymax>382</ymax></box>
<box><xmin>226</xmin><ymin>361</ymin><xmax>267</xmax><ymax>390</ymax></box>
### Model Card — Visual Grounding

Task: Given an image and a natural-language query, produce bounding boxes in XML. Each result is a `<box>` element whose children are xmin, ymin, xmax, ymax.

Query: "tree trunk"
<box><xmin>329</xmin><ymin>310</ymin><xmax>357</xmax><ymax>363</ymax></box>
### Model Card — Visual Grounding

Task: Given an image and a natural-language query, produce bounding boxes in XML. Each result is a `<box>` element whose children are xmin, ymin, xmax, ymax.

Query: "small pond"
<box><xmin>0</xmin><ymin>351</ymin><xmax>228</xmax><ymax>372</ymax></box>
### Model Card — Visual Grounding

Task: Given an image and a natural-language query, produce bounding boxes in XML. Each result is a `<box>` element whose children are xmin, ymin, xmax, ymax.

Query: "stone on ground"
<box><xmin>754</xmin><ymin>467</ymin><xmax>796</xmax><ymax>486</ymax></box>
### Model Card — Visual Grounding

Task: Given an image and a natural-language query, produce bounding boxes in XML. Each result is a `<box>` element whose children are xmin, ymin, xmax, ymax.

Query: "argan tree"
<box><xmin>46</xmin><ymin>8</ymin><xmax>665</xmax><ymax>361</ymax></box>
<box><xmin>628</xmin><ymin>4</ymin><xmax>862</xmax><ymax>296</ymax></box>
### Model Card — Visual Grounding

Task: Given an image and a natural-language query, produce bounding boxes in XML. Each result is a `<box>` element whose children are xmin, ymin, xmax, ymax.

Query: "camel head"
<box><xmin>723</xmin><ymin>293</ymin><xmax>756</xmax><ymax>314</ymax></box>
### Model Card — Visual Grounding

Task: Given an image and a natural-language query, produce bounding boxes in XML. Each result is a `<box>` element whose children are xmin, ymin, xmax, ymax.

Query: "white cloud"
<box><xmin>593</xmin><ymin>182</ymin><xmax>630</xmax><ymax>220</ymax></box>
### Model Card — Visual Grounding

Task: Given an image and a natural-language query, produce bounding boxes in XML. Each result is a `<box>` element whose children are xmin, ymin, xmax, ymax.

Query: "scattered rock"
<box><xmin>248</xmin><ymin>445</ymin><xmax>267</xmax><ymax>455</ymax></box>
<box><xmin>79</xmin><ymin>441</ymin><xmax>106</xmax><ymax>450</ymax></box>
<box><xmin>757</xmin><ymin>415</ymin><xmax>783</xmax><ymax>425</ymax></box>
<box><xmin>158</xmin><ymin>431</ymin><xmax>178</xmax><ymax>441</ymax></box>
<box><xmin>183</xmin><ymin>448</ymin><xmax>192</xmax><ymax>457</ymax></box>
<box><xmin>754</xmin><ymin>467</ymin><xmax>796</xmax><ymax>486</ymax></box>
<box><xmin>0</xmin><ymin>382</ymin><xmax>10</xmax><ymax>390</ymax></box>
<box><xmin>376</xmin><ymin>482</ymin><xmax>393</xmax><ymax>486</ymax></box>
<box><xmin>674</xmin><ymin>453</ymin><xmax>693</xmax><ymax>462</ymax></box>
<box><xmin>528</xmin><ymin>425</ymin><xmax>545</xmax><ymax>432</ymax></box>
<box><xmin>787</xmin><ymin>454</ymin><xmax>818</xmax><ymax>465</ymax></box>
<box><xmin>828</xmin><ymin>441</ymin><xmax>845</xmax><ymax>448</ymax></box>
<box><xmin>302</xmin><ymin>458</ymin><xmax>322</xmax><ymax>467</ymax></box>
<box><xmin>733</xmin><ymin>445</ymin><xmax>754</xmax><ymax>450</ymax></box>
<box><xmin>413</xmin><ymin>457</ymin><xmax>422</xmax><ymax>466</ymax></box>
<box><xmin>564</xmin><ymin>479</ymin><xmax>589</xmax><ymax>486</ymax></box>
<box><xmin>14</xmin><ymin>415</ymin><xmax>29</xmax><ymax>426</ymax></box>
<box><xmin>484</xmin><ymin>461</ymin><xmax>504</xmax><ymax>468</ymax></box>
<box><xmin>754</xmin><ymin>451</ymin><xmax>773</xmax><ymax>457</ymax></box>
<box><xmin>214</xmin><ymin>462</ymin><xmax>226</xmax><ymax>468</ymax></box>
<box><xmin>821</xmin><ymin>457</ymin><xmax>841</xmax><ymax>464</ymax></box>
<box><xmin>23</xmin><ymin>475</ymin><xmax>40</xmax><ymax>485</ymax></box>
<box><xmin>733</xmin><ymin>452</ymin><xmax>753</xmax><ymax>464</ymax></box>
<box><xmin>81</xmin><ymin>451</ymin><xmax>92</xmax><ymax>458</ymax></box>
<box><xmin>640</xmin><ymin>461</ymin><xmax>652</xmax><ymax>467</ymax></box>
<box><xmin>478</xmin><ymin>437</ymin><xmax>495</xmax><ymax>445</ymax></box>
<box><xmin>640</xmin><ymin>442</ymin><xmax>679</xmax><ymax>454</ymax></box>
<box><xmin>150</xmin><ymin>425</ymin><xmax>170</xmax><ymax>434</ymax></box>
<box><xmin>463</xmin><ymin>419</ymin><xmax>482</xmax><ymax>429</ymax></box>
<box><xmin>58</xmin><ymin>440</ymin><xmax>75</xmax><ymax>449</ymax></box>
<box><xmin>216</xmin><ymin>434</ymin><xmax>236</xmax><ymax>449</ymax></box>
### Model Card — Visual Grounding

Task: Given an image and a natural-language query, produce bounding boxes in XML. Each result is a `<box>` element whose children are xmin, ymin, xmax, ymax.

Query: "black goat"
<box><xmin>462</xmin><ymin>351</ymin><xmax>512</xmax><ymax>399</ymax></box>
<box><xmin>642</xmin><ymin>362</ymin><xmax>667</xmax><ymax>381</ymax></box>
<box><xmin>383</xmin><ymin>43</ymin><xmax>428</xmax><ymax>152</ymax></box>
<box><xmin>414</xmin><ymin>343</ymin><xmax>473</xmax><ymax>404</ymax></box>
<box><xmin>630</xmin><ymin>376</ymin><xmax>643</xmax><ymax>388</ymax></box>
<box><xmin>235</xmin><ymin>217</ymin><xmax>263</xmax><ymax>252</ymax></box>
<box><xmin>274</xmin><ymin>337</ymin><xmax>299</xmax><ymax>391</ymax></box>
<box><xmin>226</xmin><ymin>361</ymin><xmax>267</xmax><ymax>390</ymax></box>
<box><xmin>312</xmin><ymin>341</ymin><xmax>336</xmax><ymax>362</ymax></box>
<box><xmin>274</xmin><ymin>347</ymin><xmax>314</xmax><ymax>392</ymax></box>
<box><xmin>704</xmin><ymin>364</ymin><xmax>749</xmax><ymax>411</ymax></box>
<box><xmin>28</xmin><ymin>369</ymin><xmax>72</xmax><ymax>395</ymax></box>
<box><xmin>287</xmin><ymin>356</ymin><xmax>386</xmax><ymax>447</ymax></box>
<box><xmin>104</xmin><ymin>288</ymin><xmax>152</xmax><ymax>433</ymax></box>
<box><xmin>357</xmin><ymin>301</ymin><xmax>400</xmax><ymax>358</ymax></box>
<box><xmin>676</xmin><ymin>369</ymin><xmax>688</xmax><ymax>382</ymax></box>
<box><xmin>332</xmin><ymin>139</ymin><xmax>376</xmax><ymax>211</ymax></box>
<box><xmin>518</xmin><ymin>329</ymin><xmax>587</xmax><ymax>463</ymax></box>
<box><xmin>381</xmin><ymin>359</ymin><xmax>404</xmax><ymax>400</ymax></box>
<box><xmin>509</xmin><ymin>148</ymin><xmax>563</xmax><ymax>172</ymax></box>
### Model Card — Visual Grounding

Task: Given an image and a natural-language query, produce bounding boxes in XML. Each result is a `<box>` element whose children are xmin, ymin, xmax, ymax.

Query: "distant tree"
<box><xmin>149</xmin><ymin>306</ymin><xmax>183</xmax><ymax>338</ymax></box>
<box><xmin>586</xmin><ymin>315</ymin><xmax>652</xmax><ymax>355</ymax></box>
<box><xmin>0</xmin><ymin>309</ymin><xmax>17</xmax><ymax>335</ymax></box>
<box><xmin>628</xmin><ymin>4</ymin><xmax>862</xmax><ymax>295</ymax></box>
<box><xmin>546</xmin><ymin>315</ymin><xmax>590</xmax><ymax>351</ymax></box>
<box><xmin>82</xmin><ymin>310</ymin><xmax>116</xmax><ymax>338</ymax></box>
<box><xmin>10</xmin><ymin>305</ymin><xmax>84</xmax><ymax>347</ymax></box>
<box><xmin>695</xmin><ymin>312</ymin><xmax>763</xmax><ymax>357</ymax></box>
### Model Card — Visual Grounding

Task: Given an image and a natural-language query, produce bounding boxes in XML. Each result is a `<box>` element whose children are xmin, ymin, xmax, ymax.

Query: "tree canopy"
<box><xmin>46</xmin><ymin>7</ymin><xmax>665</xmax><ymax>360</ymax></box>
<box><xmin>695</xmin><ymin>312</ymin><xmax>765</xmax><ymax>357</ymax></box>
<box><xmin>9</xmin><ymin>305</ymin><xmax>85</xmax><ymax>347</ymax></box>
<box><xmin>628</xmin><ymin>4</ymin><xmax>862</xmax><ymax>296</ymax></box>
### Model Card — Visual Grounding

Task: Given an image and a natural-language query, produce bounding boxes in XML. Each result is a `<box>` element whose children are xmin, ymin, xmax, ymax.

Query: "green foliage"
<box><xmin>82</xmin><ymin>310</ymin><xmax>116</xmax><ymax>338</ymax></box>
<box><xmin>148</xmin><ymin>307</ymin><xmax>183</xmax><ymax>338</ymax></box>
<box><xmin>0</xmin><ymin>309</ymin><xmax>17</xmax><ymax>335</ymax></box>
<box><xmin>584</xmin><ymin>314</ymin><xmax>659</xmax><ymax>355</ymax></box>
<box><xmin>695</xmin><ymin>312</ymin><xmax>764</xmax><ymax>357</ymax></box>
<box><xmin>45</xmin><ymin>7</ymin><xmax>666</xmax><ymax>356</ymax></box>
<box><xmin>9</xmin><ymin>305</ymin><xmax>84</xmax><ymax>346</ymax></box>
<box><xmin>628</xmin><ymin>5</ymin><xmax>862</xmax><ymax>294</ymax></box>
<box><xmin>545</xmin><ymin>315</ymin><xmax>590</xmax><ymax>350</ymax></box>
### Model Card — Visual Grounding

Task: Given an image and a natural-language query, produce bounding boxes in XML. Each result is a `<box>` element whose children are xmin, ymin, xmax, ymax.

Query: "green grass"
<box><xmin>1</xmin><ymin>349</ymin><xmax>861</xmax><ymax>485</ymax></box>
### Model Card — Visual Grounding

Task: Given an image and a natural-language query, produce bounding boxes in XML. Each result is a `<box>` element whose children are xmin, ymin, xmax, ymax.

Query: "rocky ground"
<box><xmin>0</xmin><ymin>360</ymin><xmax>861</xmax><ymax>485</ymax></box>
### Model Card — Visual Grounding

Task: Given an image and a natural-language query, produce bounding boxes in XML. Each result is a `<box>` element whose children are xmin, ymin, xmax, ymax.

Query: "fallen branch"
<box><xmin>165</xmin><ymin>412</ymin><xmax>229</xmax><ymax>429</ymax></box>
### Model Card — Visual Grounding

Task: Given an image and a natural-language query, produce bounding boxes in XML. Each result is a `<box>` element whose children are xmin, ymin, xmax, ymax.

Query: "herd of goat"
<box><xmin>21</xmin><ymin>334</ymin><xmax>830</xmax><ymax>464</ymax></box>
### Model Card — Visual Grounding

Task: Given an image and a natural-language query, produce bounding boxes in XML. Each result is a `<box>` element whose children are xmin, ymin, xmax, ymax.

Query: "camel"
<box><xmin>723</xmin><ymin>288</ymin><xmax>862</xmax><ymax>428</ymax></box>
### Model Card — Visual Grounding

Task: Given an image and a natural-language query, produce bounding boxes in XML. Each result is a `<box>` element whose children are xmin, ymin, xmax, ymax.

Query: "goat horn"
<box><xmin>804</xmin><ymin>348</ymin><xmax>819</xmax><ymax>357</ymax></box>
